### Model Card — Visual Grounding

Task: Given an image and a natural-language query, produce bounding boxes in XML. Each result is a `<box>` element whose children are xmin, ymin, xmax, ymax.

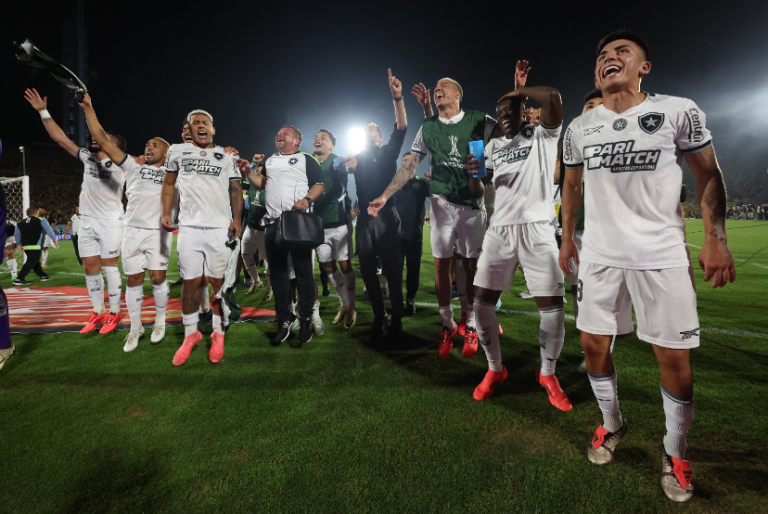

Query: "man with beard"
<box><xmin>24</xmin><ymin>88</ymin><xmax>127</xmax><ymax>335</ymax></box>
<box><xmin>162</xmin><ymin>110</ymin><xmax>243</xmax><ymax>365</ymax></box>
<box><xmin>78</xmin><ymin>93</ymin><xmax>173</xmax><ymax>351</ymax></box>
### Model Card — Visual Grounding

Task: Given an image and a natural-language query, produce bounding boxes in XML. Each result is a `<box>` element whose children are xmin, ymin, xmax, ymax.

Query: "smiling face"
<box><xmin>144</xmin><ymin>138</ymin><xmax>169</xmax><ymax>166</ymax></box>
<box><xmin>595</xmin><ymin>39</ymin><xmax>650</xmax><ymax>93</ymax></box>
<box><xmin>275</xmin><ymin>126</ymin><xmax>300</xmax><ymax>154</ymax></box>
<box><xmin>433</xmin><ymin>79</ymin><xmax>462</xmax><ymax>110</ymax></box>
<box><xmin>181</xmin><ymin>123</ymin><xmax>193</xmax><ymax>143</ymax></box>
<box><xmin>189</xmin><ymin>114</ymin><xmax>215</xmax><ymax>147</ymax></box>
<box><xmin>495</xmin><ymin>98</ymin><xmax>523</xmax><ymax>138</ymax></box>
<box><xmin>313</xmin><ymin>131</ymin><xmax>334</xmax><ymax>156</ymax></box>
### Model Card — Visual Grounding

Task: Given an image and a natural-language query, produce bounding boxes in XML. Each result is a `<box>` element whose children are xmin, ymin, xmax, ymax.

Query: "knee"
<box><xmin>656</xmin><ymin>348</ymin><xmax>690</xmax><ymax>374</ymax></box>
<box><xmin>581</xmin><ymin>333</ymin><xmax>611</xmax><ymax>357</ymax></box>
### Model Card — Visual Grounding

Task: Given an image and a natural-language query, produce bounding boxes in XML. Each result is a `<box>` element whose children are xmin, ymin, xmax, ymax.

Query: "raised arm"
<box><xmin>499</xmin><ymin>86</ymin><xmax>563</xmax><ymax>128</ymax></box>
<box><xmin>367</xmin><ymin>152</ymin><xmax>424</xmax><ymax>216</ymax></box>
<box><xmin>412</xmin><ymin>83</ymin><xmax>434</xmax><ymax>118</ymax></box>
<box><xmin>558</xmin><ymin>167</ymin><xmax>583</xmax><ymax>275</ymax></box>
<box><xmin>77</xmin><ymin>93</ymin><xmax>126</xmax><ymax>164</ymax></box>
<box><xmin>685</xmin><ymin>146</ymin><xmax>735</xmax><ymax>288</ymax></box>
<box><xmin>389</xmin><ymin>68</ymin><xmax>407</xmax><ymax>130</ymax></box>
<box><xmin>236</xmin><ymin>157</ymin><xmax>266</xmax><ymax>189</ymax></box>
<box><xmin>23</xmin><ymin>88</ymin><xmax>79</xmax><ymax>158</ymax></box>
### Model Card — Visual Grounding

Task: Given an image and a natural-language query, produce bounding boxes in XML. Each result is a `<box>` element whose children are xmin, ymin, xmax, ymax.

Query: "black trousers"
<box><xmin>72</xmin><ymin>234</ymin><xmax>83</xmax><ymax>265</ymax></box>
<box><xmin>400</xmin><ymin>235</ymin><xmax>423</xmax><ymax>301</ymax></box>
<box><xmin>19</xmin><ymin>249</ymin><xmax>47</xmax><ymax>280</ymax></box>
<box><xmin>265</xmin><ymin>223</ymin><xmax>315</xmax><ymax>322</ymax></box>
<box><xmin>356</xmin><ymin>208</ymin><xmax>403</xmax><ymax>318</ymax></box>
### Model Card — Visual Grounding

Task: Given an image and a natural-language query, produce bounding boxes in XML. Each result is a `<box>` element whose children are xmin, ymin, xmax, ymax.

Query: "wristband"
<box><xmin>303</xmin><ymin>196</ymin><xmax>314</xmax><ymax>206</ymax></box>
<box><xmin>40</xmin><ymin>109</ymin><xmax>52</xmax><ymax>120</ymax></box>
<box><xmin>393</xmin><ymin>96</ymin><xmax>403</xmax><ymax>102</ymax></box>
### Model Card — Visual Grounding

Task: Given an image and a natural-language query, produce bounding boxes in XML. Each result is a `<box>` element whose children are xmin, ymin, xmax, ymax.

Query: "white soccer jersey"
<box><xmin>262</xmin><ymin>152</ymin><xmax>323</xmax><ymax>223</ymax></box>
<box><xmin>76</xmin><ymin>148</ymin><xmax>126</xmax><ymax>220</ymax></box>
<box><xmin>118</xmin><ymin>157</ymin><xmax>176</xmax><ymax>229</ymax></box>
<box><xmin>485</xmin><ymin>123</ymin><xmax>561</xmax><ymax>227</ymax></box>
<box><xmin>563</xmin><ymin>93</ymin><xmax>712</xmax><ymax>269</ymax></box>
<box><xmin>164</xmin><ymin>143</ymin><xmax>240</xmax><ymax>228</ymax></box>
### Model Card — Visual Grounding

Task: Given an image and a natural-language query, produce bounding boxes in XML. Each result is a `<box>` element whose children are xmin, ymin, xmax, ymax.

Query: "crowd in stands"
<box><xmin>728</xmin><ymin>204</ymin><xmax>768</xmax><ymax>220</ymax></box>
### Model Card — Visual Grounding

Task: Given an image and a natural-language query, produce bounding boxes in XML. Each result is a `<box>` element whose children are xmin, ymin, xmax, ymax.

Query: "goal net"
<box><xmin>1</xmin><ymin>176</ymin><xmax>30</xmax><ymax>274</ymax></box>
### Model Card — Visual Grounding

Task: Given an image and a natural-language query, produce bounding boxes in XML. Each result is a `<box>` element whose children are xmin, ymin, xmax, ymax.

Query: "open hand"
<box><xmin>23</xmin><ymin>88</ymin><xmax>47</xmax><ymax>111</ymax></box>
<box><xmin>412</xmin><ymin>82</ymin><xmax>430</xmax><ymax>107</ymax></box>
<box><xmin>515</xmin><ymin>60</ymin><xmax>531</xmax><ymax>89</ymax></box>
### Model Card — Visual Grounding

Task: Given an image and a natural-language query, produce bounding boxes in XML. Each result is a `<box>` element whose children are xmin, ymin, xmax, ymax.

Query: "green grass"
<box><xmin>1</xmin><ymin>220</ymin><xmax>767</xmax><ymax>513</ymax></box>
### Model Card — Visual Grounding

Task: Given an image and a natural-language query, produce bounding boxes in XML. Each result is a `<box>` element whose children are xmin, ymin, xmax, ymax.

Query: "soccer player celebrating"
<box><xmin>24</xmin><ymin>88</ymin><xmax>127</xmax><ymax>334</ymax></box>
<box><xmin>559</xmin><ymin>30</ymin><xmax>736</xmax><ymax>502</ymax></box>
<box><xmin>78</xmin><ymin>93</ymin><xmax>173</xmax><ymax>351</ymax></box>
<box><xmin>469</xmin><ymin>84</ymin><xmax>571</xmax><ymax>412</ymax></box>
<box><xmin>312</xmin><ymin>129</ymin><xmax>357</xmax><ymax>329</ymax></box>
<box><xmin>162</xmin><ymin>110</ymin><xmax>243</xmax><ymax>365</ymax></box>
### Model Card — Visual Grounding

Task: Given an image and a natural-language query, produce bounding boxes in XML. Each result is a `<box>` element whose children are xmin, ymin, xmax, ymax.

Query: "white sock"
<box><xmin>456</xmin><ymin>260</ymin><xmax>468</xmax><ymax>314</ymax></box>
<box><xmin>41</xmin><ymin>248</ymin><xmax>48</xmax><ymax>265</ymax></box>
<box><xmin>312</xmin><ymin>299</ymin><xmax>321</xmax><ymax>319</ymax></box>
<box><xmin>152</xmin><ymin>280</ymin><xmax>169</xmax><ymax>324</ymax></box>
<box><xmin>328</xmin><ymin>270</ymin><xmax>346</xmax><ymax>308</ymax></box>
<box><xmin>125</xmin><ymin>284</ymin><xmax>144</xmax><ymax>331</ymax></box>
<box><xmin>242</xmin><ymin>253</ymin><xmax>260</xmax><ymax>284</ymax></box>
<box><xmin>103</xmin><ymin>266</ymin><xmax>122</xmax><ymax>314</ymax></box>
<box><xmin>183</xmin><ymin>312</ymin><xmax>199</xmax><ymax>338</ymax></box>
<box><xmin>212</xmin><ymin>314</ymin><xmax>224</xmax><ymax>335</ymax></box>
<box><xmin>466</xmin><ymin>306</ymin><xmax>476</xmax><ymax>330</ymax></box>
<box><xmin>7</xmin><ymin>258</ymin><xmax>17</xmax><ymax>278</ymax></box>
<box><xmin>588</xmin><ymin>369</ymin><xmax>623</xmax><ymax>432</ymax></box>
<box><xmin>439</xmin><ymin>305</ymin><xmax>455</xmax><ymax>330</ymax></box>
<box><xmin>343</xmin><ymin>270</ymin><xmax>356</xmax><ymax>312</ymax></box>
<box><xmin>571</xmin><ymin>290</ymin><xmax>579</xmax><ymax>320</ymax></box>
<box><xmin>475</xmin><ymin>299</ymin><xmax>502</xmax><ymax>372</ymax></box>
<box><xmin>85</xmin><ymin>273</ymin><xmax>106</xmax><ymax>314</ymax></box>
<box><xmin>539</xmin><ymin>305</ymin><xmax>565</xmax><ymax>376</ymax></box>
<box><xmin>661</xmin><ymin>385</ymin><xmax>694</xmax><ymax>459</ymax></box>
<box><xmin>199</xmin><ymin>285</ymin><xmax>210</xmax><ymax>313</ymax></box>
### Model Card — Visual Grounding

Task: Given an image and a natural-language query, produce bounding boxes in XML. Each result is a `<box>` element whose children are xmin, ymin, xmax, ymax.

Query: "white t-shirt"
<box><xmin>262</xmin><ymin>152</ymin><xmax>323</xmax><ymax>223</ymax></box>
<box><xmin>485</xmin><ymin>123</ymin><xmax>561</xmax><ymax>227</ymax></box>
<box><xmin>119</xmin><ymin>156</ymin><xmax>177</xmax><ymax>229</ymax></box>
<box><xmin>76</xmin><ymin>148</ymin><xmax>126</xmax><ymax>220</ymax></box>
<box><xmin>70</xmin><ymin>214</ymin><xmax>82</xmax><ymax>235</ymax></box>
<box><xmin>563</xmin><ymin>93</ymin><xmax>712</xmax><ymax>269</ymax></box>
<box><xmin>164</xmin><ymin>143</ymin><xmax>240</xmax><ymax>228</ymax></box>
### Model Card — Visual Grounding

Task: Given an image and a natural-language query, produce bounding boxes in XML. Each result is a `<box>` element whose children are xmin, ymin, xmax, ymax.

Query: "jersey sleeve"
<box><xmin>675</xmin><ymin>99</ymin><xmax>713</xmax><ymax>153</ymax></box>
<box><xmin>411</xmin><ymin>125</ymin><xmax>428</xmax><ymax>156</ymax></box>
<box><xmin>562</xmin><ymin>122</ymin><xmax>583</xmax><ymax>169</ymax></box>
<box><xmin>228</xmin><ymin>155</ymin><xmax>240</xmax><ymax>181</ymax></box>
<box><xmin>484</xmin><ymin>139</ymin><xmax>496</xmax><ymax>172</ymax></box>
<box><xmin>77</xmin><ymin>147</ymin><xmax>92</xmax><ymax>164</ymax></box>
<box><xmin>305</xmin><ymin>155</ymin><xmax>324</xmax><ymax>187</ymax></box>
<box><xmin>483</xmin><ymin>115</ymin><xmax>498</xmax><ymax>140</ymax></box>
<box><xmin>116</xmin><ymin>155</ymin><xmax>140</xmax><ymax>174</ymax></box>
<box><xmin>164</xmin><ymin>145</ymin><xmax>180</xmax><ymax>173</ymax></box>
<box><xmin>537</xmin><ymin>122</ymin><xmax>562</xmax><ymax>140</ymax></box>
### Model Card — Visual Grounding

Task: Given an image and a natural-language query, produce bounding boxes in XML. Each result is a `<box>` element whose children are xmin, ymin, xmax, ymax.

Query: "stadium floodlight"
<box><xmin>19</xmin><ymin>146</ymin><xmax>26</xmax><ymax>176</ymax></box>
<box><xmin>348</xmin><ymin>127</ymin><xmax>366</xmax><ymax>154</ymax></box>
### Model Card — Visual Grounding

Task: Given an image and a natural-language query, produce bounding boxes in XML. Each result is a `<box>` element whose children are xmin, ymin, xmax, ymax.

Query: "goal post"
<box><xmin>1</xmin><ymin>176</ymin><xmax>30</xmax><ymax>223</ymax></box>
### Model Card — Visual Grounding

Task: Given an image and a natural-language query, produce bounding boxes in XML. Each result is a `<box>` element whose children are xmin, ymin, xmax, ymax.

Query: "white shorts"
<box><xmin>176</xmin><ymin>226</ymin><xmax>231</xmax><ymax>280</ymax></box>
<box><xmin>43</xmin><ymin>234</ymin><xmax>53</xmax><ymax>248</ymax></box>
<box><xmin>78</xmin><ymin>216</ymin><xmax>123</xmax><ymax>259</ymax></box>
<box><xmin>316</xmin><ymin>224</ymin><xmax>352</xmax><ymax>263</ymax></box>
<box><xmin>577</xmin><ymin>262</ymin><xmax>699</xmax><ymax>348</ymax></box>
<box><xmin>474</xmin><ymin>222</ymin><xmax>565</xmax><ymax>297</ymax></box>
<box><xmin>565</xmin><ymin>230</ymin><xmax>584</xmax><ymax>287</ymax></box>
<box><xmin>430</xmin><ymin>194</ymin><xmax>484</xmax><ymax>259</ymax></box>
<box><xmin>121</xmin><ymin>226</ymin><xmax>173</xmax><ymax>275</ymax></box>
<box><xmin>241</xmin><ymin>226</ymin><xmax>266</xmax><ymax>257</ymax></box>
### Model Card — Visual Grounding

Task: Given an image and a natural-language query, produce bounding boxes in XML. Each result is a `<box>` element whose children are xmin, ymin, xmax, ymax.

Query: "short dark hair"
<box><xmin>182</xmin><ymin>119</ymin><xmax>189</xmax><ymax>128</ymax></box>
<box><xmin>106</xmin><ymin>131</ymin><xmax>128</xmax><ymax>152</ymax></box>
<box><xmin>26</xmin><ymin>207</ymin><xmax>38</xmax><ymax>216</ymax></box>
<box><xmin>584</xmin><ymin>89</ymin><xmax>603</xmax><ymax>104</ymax></box>
<box><xmin>282</xmin><ymin>125</ymin><xmax>302</xmax><ymax>143</ymax></box>
<box><xmin>318</xmin><ymin>129</ymin><xmax>336</xmax><ymax>146</ymax></box>
<box><xmin>403</xmin><ymin>151</ymin><xmax>412</xmax><ymax>157</ymax></box>
<box><xmin>597</xmin><ymin>30</ymin><xmax>651</xmax><ymax>61</ymax></box>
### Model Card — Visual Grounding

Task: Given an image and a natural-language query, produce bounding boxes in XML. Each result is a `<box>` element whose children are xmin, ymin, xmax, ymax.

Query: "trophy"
<box><xmin>14</xmin><ymin>38</ymin><xmax>87</xmax><ymax>102</ymax></box>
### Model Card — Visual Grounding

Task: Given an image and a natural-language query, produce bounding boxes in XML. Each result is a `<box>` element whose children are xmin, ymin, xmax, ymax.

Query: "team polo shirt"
<box><xmin>563</xmin><ymin>93</ymin><xmax>712</xmax><ymax>269</ymax></box>
<box><xmin>76</xmin><ymin>148</ymin><xmax>126</xmax><ymax>220</ymax></box>
<box><xmin>118</xmin><ymin>156</ymin><xmax>176</xmax><ymax>229</ymax></box>
<box><xmin>314</xmin><ymin>153</ymin><xmax>348</xmax><ymax>228</ymax></box>
<box><xmin>485</xmin><ymin>122</ymin><xmax>561</xmax><ymax>227</ymax></box>
<box><xmin>262</xmin><ymin>152</ymin><xmax>323</xmax><ymax>223</ymax></box>
<box><xmin>165</xmin><ymin>143</ymin><xmax>240</xmax><ymax>228</ymax></box>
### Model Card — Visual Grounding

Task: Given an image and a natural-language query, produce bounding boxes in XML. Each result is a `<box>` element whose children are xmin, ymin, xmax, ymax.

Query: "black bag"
<box><xmin>276</xmin><ymin>209</ymin><xmax>324</xmax><ymax>249</ymax></box>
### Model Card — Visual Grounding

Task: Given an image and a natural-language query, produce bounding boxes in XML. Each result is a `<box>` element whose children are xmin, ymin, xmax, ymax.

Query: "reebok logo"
<box><xmin>680</xmin><ymin>328</ymin><xmax>699</xmax><ymax>340</ymax></box>
<box><xmin>584</xmin><ymin>140</ymin><xmax>660</xmax><ymax>173</ymax></box>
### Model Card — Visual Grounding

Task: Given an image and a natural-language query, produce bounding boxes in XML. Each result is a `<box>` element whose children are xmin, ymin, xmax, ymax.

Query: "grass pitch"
<box><xmin>1</xmin><ymin>220</ymin><xmax>766</xmax><ymax>513</ymax></box>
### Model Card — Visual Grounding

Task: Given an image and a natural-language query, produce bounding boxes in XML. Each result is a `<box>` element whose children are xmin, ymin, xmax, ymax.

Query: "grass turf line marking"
<box><xmin>414</xmin><ymin>302</ymin><xmax>768</xmax><ymax>339</ymax></box>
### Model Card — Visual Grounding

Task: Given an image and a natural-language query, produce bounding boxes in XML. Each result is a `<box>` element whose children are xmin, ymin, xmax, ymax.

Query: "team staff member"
<box><xmin>237</xmin><ymin>126</ymin><xmax>324</xmax><ymax>347</ymax></box>
<box><xmin>346</xmin><ymin>69</ymin><xmax>407</xmax><ymax>338</ymax></box>
<box><xmin>13</xmin><ymin>207</ymin><xmax>59</xmax><ymax>285</ymax></box>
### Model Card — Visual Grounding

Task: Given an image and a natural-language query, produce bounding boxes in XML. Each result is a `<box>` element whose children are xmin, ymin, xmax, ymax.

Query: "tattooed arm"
<box><xmin>229</xmin><ymin>178</ymin><xmax>244</xmax><ymax>241</ymax></box>
<box><xmin>367</xmin><ymin>153</ymin><xmax>423</xmax><ymax>217</ymax></box>
<box><xmin>558</xmin><ymin>166</ymin><xmax>583</xmax><ymax>275</ymax></box>
<box><xmin>685</xmin><ymin>145</ymin><xmax>735</xmax><ymax>288</ymax></box>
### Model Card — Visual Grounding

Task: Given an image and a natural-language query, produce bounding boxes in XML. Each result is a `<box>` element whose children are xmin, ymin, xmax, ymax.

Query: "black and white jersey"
<box><xmin>563</xmin><ymin>94</ymin><xmax>712</xmax><ymax>269</ymax></box>
<box><xmin>263</xmin><ymin>152</ymin><xmax>323</xmax><ymax>223</ymax></box>
<box><xmin>118</xmin><ymin>156</ymin><xmax>177</xmax><ymax>229</ymax></box>
<box><xmin>165</xmin><ymin>143</ymin><xmax>240</xmax><ymax>228</ymax></box>
<box><xmin>77</xmin><ymin>148</ymin><xmax>126</xmax><ymax>220</ymax></box>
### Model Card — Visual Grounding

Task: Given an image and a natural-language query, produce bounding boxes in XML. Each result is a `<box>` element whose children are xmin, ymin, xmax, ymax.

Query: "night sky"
<box><xmin>2</xmin><ymin>0</ymin><xmax>767</xmax><ymax>199</ymax></box>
